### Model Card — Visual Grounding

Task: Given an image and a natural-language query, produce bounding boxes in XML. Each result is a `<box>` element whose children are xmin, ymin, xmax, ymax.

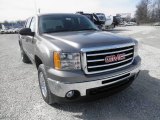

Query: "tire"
<box><xmin>38</xmin><ymin>64</ymin><xmax>56</xmax><ymax>105</ymax></box>
<box><xmin>20</xmin><ymin>45</ymin><xmax>31</xmax><ymax>63</ymax></box>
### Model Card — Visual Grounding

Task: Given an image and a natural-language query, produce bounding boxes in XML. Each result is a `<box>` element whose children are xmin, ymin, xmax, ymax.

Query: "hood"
<box><xmin>41</xmin><ymin>31</ymin><xmax>134</xmax><ymax>52</ymax></box>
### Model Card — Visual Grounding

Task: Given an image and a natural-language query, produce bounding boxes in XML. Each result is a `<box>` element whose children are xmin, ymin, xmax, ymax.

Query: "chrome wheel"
<box><xmin>39</xmin><ymin>72</ymin><xmax>47</xmax><ymax>98</ymax></box>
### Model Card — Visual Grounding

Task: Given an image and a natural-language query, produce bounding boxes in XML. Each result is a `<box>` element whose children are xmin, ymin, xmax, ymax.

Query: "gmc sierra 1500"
<box><xmin>19</xmin><ymin>13</ymin><xmax>141</xmax><ymax>104</ymax></box>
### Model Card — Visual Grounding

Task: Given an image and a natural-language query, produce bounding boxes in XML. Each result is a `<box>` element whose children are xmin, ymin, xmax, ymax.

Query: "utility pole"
<box><xmin>38</xmin><ymin>8</ymin><xmax>41</xmax><ymax>14</ymax></box>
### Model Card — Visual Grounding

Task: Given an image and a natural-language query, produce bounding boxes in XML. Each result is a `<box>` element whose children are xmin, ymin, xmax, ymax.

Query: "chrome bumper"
<box><xmin>47</xmin><ymin>65</ymin><xmax>140</xmax><ymax>98</ymax></box>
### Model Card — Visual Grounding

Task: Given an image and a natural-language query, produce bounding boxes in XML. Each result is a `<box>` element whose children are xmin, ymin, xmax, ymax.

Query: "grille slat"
<box><xmin>87</xmin><ymin>47</ymin><xmax>134</xmax><ymax>57</ymax></box>
<box><xmin>88</xmin><ymin>59</ymin><xmax>104</xmax><ymax>63</ymax></box>
<box><xmin>87</xmin><ymin>53</ymin><xmax>133</xmax><ymax>63</ymax></box>
<box><xmin>88</xmin><ymin>58</ymin><xmax>133</xmax><ymax>69</ymax></box>
<box><xmin>87</xmin><ymin>49</ymin><xmax>133</xmax><ymax>60</ymax></box>
<box><xmin>85</xmin><ymin>45</ymin><xmax>134</xmax><ymax>74</ymax></box>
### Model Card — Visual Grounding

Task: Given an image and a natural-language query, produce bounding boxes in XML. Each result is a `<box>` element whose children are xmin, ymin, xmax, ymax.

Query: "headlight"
<box><xmin>54</xmin><ymin>52</ymin><xmax>81</xmax><ymax>70</ymax></box>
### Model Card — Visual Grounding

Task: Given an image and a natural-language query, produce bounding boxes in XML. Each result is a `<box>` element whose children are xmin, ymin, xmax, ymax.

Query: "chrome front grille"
<box><xmin>81</xmin><ymin>44</ymin><xmax>135</xmax><ymax>74</ymax></box>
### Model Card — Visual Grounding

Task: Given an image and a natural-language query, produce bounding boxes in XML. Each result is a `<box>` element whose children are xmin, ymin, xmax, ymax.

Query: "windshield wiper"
<box><xmin>43</xmin><ymin>30</ymin><xmax>70</xmax><ymax>33</ymax></box>
<box><xmin>43</xmin><ymin>28</ymin><xmax>98</xmax><ymax>33</ymax></box>
<box><xmin>79</xmin><ymin>28</ymin><xmax>98</xmax><ymax>31</ymax></box>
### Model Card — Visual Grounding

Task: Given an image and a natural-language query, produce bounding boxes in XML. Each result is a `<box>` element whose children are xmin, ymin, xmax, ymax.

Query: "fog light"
<box><xmin>65</xmin><ymin>90</ymin><xmax>80</xmax><ymax>99</ymax></box>
<box><xmin>66</xmin><ymin>91</ymin><xmax>75</xmax><ymax>98</ymax></box>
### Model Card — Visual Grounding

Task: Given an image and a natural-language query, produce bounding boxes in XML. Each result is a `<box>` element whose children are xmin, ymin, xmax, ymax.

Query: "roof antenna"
<box><xmin>38</xmin><ymin>8</ymin><xmax>41</xmax><ymax>14</ymax></box>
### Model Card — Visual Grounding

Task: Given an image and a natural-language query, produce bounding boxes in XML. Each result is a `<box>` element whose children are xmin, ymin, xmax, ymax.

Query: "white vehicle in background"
<box><xmin>5</xmin><ymin>28</ymin><xmax>21</xmax><ymax>34</ymax></box>
<box><xmin>1</xmin><ymin>29</ymin><xmax>5</xmax><ymax>34</ymax></box>
<box><xmin>0</xmin><ymin>23</ymin><xmax>22</xmax><ymax>34</ymax></box>
<box><xmin>153</xmin><ymin>22</ymin><xmax>160</xmax><ymax>26</ymax></box>
<box><xmin>124</xmin><ymin>22</ymin><xmax>137</xmax><ymax>26</ymax></box>
<box><xmin>8</xmin><ymin>29</ymin><xmax>13</xmax><ymax>34</ymax></box>
<box><xmin>1</xmin><ymin>29</ymin><xmax>8</xmax><ymax>34</ymax></box>
<box><xmin>103</xmin><ymin>15</ymin><xmax>114</xmax><ymax>29</ymax></box>
<box><xmin>15</xmin><ymin>28</ymin><xmax>21</xmax><ymax>33</ymax></box>
<box><xmin>0</xmin><ymin>25</ymin><xmax>8</xmax><ymax>34</ymax></box>
<box><xmin>11</xmin><ymin>28</ymin><xmax>17</xmax><ymax>33</ymax></box>
<box><xmin>13</xmin><ymin>29</ymin><xmax>17</xmax><ymax>33</ymax></box>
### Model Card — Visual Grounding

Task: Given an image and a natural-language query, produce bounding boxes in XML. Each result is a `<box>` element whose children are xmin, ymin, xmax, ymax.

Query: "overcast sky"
<box><xmin>0</xmin><ymin>0</ymin><xmax>140</xmax><ymax>22</ymax></box>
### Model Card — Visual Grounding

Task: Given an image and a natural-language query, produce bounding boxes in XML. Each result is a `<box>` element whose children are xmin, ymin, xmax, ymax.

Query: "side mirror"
<box><xmin>19</xmin><ymin>28</ymin><xmax>35</xmax><ymax>36</ymax></box>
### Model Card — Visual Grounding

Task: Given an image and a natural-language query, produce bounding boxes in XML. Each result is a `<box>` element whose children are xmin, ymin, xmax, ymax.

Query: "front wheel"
<box><xmin>38</xmin><ymin>64</ymin><xmax>56</xmax><ymax>105</ymax></box>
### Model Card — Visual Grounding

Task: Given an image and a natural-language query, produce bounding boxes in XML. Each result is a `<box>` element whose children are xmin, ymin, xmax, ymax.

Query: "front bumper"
<box><xmin>47</xmin><ymin>57</ymin><xmax>141</xmax><ymax>98</ymax></box>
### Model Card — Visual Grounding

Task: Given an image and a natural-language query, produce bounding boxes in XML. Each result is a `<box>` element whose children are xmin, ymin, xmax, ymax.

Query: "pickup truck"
<box><xmin>19</xmin><ymin>13</ymin><xmax>141</xmax><ymax>104</ymax></box>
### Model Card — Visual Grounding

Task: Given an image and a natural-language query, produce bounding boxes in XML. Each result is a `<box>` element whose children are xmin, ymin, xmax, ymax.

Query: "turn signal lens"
<box><xmin>54</xmin><ymin>52</ymin><xmax>81</xmax><ymax>70</ymax></box>
<box><xmin>54</xmin><ymin>52</ymin><xmax>61</xmax><ymax>70</ymax></box>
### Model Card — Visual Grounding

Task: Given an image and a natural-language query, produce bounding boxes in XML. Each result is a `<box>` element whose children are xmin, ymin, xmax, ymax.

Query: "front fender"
<box><xmin>34</xmin><ymin>41</ymin><xmax>52</xmax><ymax>68</ymax></box>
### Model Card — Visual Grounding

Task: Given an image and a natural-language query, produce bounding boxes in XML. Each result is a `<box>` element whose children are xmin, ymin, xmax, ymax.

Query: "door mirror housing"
<box><xmin>19</xmin><ymin>28</ymin><xmax>35</xmax><ymax>36</ymax></box>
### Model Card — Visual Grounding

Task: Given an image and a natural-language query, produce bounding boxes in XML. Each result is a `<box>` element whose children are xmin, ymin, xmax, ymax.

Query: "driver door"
<box><xmin>27</xmin><ymin>17</ymin><xmax>36</xmax><ymax>60</ymax></box>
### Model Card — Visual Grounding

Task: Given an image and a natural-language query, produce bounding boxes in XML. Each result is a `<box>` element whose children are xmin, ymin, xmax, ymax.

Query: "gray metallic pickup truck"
<box><xmin>19</xmin><ymin>13</ymin><xmax>141</xmax><ymax>104</ymax></box>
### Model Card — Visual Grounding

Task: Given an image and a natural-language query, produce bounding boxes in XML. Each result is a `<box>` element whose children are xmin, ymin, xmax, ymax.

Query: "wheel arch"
<box><xmin>35</xmin><ymin>55</ymin><xmax>43</xmax><ymax>69</ymax></box>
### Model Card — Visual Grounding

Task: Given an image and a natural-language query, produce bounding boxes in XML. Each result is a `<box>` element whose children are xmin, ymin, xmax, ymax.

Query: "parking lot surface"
<box><xmin>0</xmin><ymin>26</ymin><xmax>160</xmax><ymax>120</ymax></box>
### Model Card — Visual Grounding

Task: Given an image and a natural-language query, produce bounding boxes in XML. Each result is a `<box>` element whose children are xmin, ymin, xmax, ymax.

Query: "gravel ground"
<box><xmin>0</xmin><ymin>26</ymin><xmax>160</xmax><ymax>120</ymax></box>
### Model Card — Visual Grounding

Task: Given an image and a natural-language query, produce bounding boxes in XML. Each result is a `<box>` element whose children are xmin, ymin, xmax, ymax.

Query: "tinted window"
<box><xmin>39</xmin><ymin>15</ymin><xmax>98</xmax><ymax>33</ymax></box>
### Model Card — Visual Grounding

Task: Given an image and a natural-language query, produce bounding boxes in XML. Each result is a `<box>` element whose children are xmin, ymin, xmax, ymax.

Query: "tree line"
<box><xmin>135</xmin><ymin>0</ymin><xmax>160</xmax><ymax>23</ymax></box>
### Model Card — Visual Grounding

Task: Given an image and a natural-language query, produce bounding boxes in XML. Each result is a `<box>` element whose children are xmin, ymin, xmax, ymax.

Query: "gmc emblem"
<box><xmin>105</xmin><ymin>54</ymin><xmax>126</xmax><ymax>63</ymax></box>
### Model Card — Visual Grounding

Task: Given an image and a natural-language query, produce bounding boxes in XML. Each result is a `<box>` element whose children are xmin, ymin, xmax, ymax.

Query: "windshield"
<box><xmin>39</xmin><ymin>14</ymin><xmax>99</xmax><ymax>33</ymax></box>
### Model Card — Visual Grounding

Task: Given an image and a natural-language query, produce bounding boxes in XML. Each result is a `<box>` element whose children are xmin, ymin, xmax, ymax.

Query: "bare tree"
<box><xmin>136</xmin><ymin>0</ymin><xmax>160</xmax><ymax>23</ymax></box>
<box><xmin>135</xmin><ymin>0</ymin><xmax>151</xmax><ymax>23</ymax></box>
<box><xmin>155</xmin><ymin>0</ymin><xmax>160</xmax><ymax>21</ymax></box>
